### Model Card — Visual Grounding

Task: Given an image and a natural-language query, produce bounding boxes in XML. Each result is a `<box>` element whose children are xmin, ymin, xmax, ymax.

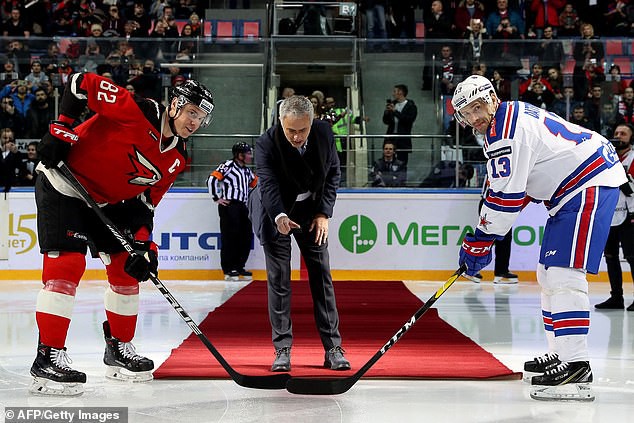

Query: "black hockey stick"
<box><xmin>285</xmin><ymin>264</ymin><xmax>467</xmax><ymax>395</ymax></box>
<box><xmin>57</xmin><ymin>162</ymin><xmax>290</xmax><ymax>390</ymax></box>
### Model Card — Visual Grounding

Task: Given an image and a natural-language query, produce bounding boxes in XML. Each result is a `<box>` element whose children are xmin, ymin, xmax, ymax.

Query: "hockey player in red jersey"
<box><xmin>30</xmin><ymin>72</ymin><xmax>214</xmax><ymax>396</ymax></box>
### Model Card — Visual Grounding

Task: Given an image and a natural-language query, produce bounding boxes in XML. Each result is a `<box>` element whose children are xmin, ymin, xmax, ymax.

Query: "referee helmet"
<box><xmin>232</xmin><ymin>142</ymin><xmax>252</xmax><ymax>158</ymax></box>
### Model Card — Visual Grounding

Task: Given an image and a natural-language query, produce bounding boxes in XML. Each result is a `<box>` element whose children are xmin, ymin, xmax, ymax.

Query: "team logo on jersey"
<box><xmin>479</xmin><ymin>213</ymin><xmax>492</xmax><ymax>230</ymax></box>
<box><xmin>128</xmin><ymin>148</ymin><xmax>162</xmax><ymax>186</ymax></box>
<box><xmin>488</xmin><ymin>146</ymin><xmax>512</xmax><ymax>158</ymax></box>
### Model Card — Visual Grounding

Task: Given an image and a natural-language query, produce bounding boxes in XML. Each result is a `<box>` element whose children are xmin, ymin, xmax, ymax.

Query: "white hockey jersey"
<box><xmin>478</xmin><ymin>101</ymin><xmax>627</xmax><ymax>237</ymax></box>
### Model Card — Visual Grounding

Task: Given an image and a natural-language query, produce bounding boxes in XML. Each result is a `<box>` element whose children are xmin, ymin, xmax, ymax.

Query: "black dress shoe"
<box><xmin>271</xmin><ymin>347</ymin><xmax>291</xmax><ymax>372</ymax></box>
<box><xmin>594</xmin><ymin>296</ymin><xmax>624</xmax><ymax>310</ymax></box>
<box><xmin>627</xmin><ymin>301</ymin><xmax>634</xmax><ymax>311</ymax></box>
<box><xmin>324</xmin><ymin>346</ymin><xmax>350</xmax><ymax>370</ymax></box>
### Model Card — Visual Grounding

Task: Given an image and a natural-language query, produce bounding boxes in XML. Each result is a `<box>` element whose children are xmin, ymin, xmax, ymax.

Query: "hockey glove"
<box><xmin>38</xmin><ymin>120</ymin><xmax>79</xmax><ymax>169</ymax></box>
<box><xmin>124</xmin><ymin>240</ymin><xmax>159</xmax><ymax>282</ymax></box>
<box><xmin>459</xmin><ymin>232</ymin><xmax>495</xmax><ymax>276</ymax></box>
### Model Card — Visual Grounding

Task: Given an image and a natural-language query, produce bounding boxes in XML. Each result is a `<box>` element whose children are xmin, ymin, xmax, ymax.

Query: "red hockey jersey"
<box><xmin>39</xmin><ymin>73</ymin><xmax>187</xmax><ymax>208</ymax></box>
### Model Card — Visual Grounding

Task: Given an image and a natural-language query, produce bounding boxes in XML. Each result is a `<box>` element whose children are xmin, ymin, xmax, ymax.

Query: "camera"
<box><xmin>386</xmin><ymin>98</ymin><xmax>392</xmax><ymax>104</ymax></box>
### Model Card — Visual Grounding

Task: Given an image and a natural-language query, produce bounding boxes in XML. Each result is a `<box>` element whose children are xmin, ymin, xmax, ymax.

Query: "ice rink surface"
<box><xmin>1</xmin><ymin>278</ymin><xmax>633</xmax><ymax>423</ymax></box>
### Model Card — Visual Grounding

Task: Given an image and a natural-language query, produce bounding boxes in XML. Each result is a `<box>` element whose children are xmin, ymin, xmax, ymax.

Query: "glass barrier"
<box><xmin>2</xmin><ymin>33</ymin><xmax>631</xmax><ymax>191</ymax></box>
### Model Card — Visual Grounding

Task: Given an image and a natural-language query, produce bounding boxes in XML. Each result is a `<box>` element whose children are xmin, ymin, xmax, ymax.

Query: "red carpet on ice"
<box><xmin>154</xmin><ymin>281</ymin><xmax>521</xmax><ymax>380</ymax></box>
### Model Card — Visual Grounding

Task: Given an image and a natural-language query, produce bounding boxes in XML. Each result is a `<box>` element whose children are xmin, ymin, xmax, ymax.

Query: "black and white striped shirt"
<box><xmin>208</xmin><ymin>159</ymin><xmax>258</xmax><ymax>204</ymax></box>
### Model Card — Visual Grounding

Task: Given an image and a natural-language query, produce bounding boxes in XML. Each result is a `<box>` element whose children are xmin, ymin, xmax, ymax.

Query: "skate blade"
<box><xmin>29</xmin><ymin>377</ymin><xmax>84</xmax><ymax>396</ymax></box>
<box><xmin>493</xmin><ymin>277</ymin><xmax>518</xmax><ymax>284</ymax></box>
<box><xmin>105</xmin><ymin>366</ymin><xmax>153</xmax><ymax>382</ymax></box>
<box><xmin>530</xmin><ymin>384</ymin><xmax>595</xmax><ymax>402</ymax></box>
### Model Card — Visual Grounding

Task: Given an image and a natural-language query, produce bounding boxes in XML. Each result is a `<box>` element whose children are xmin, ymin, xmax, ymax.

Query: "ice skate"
<box><xmin>103</xmin><ymin>321</ymin><xmax>154</xmax><ymax>382</ymax></box>
<box><xmin>493</xmin><ymin>272</ymin><xmax>519</xmax><ymax>284</ymax></box>
<box><xmin>29</xmin><ymin>343</ymin><xmax>86</xmax><ymax>396</ymax></box>
<box><xmin>463</xmin><ymin>272</ymin><xmax>483</xmax><ymax>283</ymax></box>
<box><xmin>522</xmin><ymin>352</ymin><xmax>560</xmax><ymax>382</ymax></box>
<box><xmin>530</xmin><ymin>361</ymin><xmax>594</xmax><ymax>402</ymax></box>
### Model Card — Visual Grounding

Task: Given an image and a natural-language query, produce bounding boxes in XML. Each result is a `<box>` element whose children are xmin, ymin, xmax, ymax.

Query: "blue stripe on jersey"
<box><xmin>542</xmin><ymin>310</ymin><xmax>553</xmax><ymax>332</ymax></box>
<box><xmin>551</xmin><ymin>310</ymin><xmax>590</xmax><ymax>320</ymax></box>
<box><xmin>483</xmin><ymin>189</ymin><xmax>526</xmax><ymax>213</ymax></box>
<box><xmin>547</xmin><ymin>150</ymin><xmax>609</xmax><ymax>209</ymax></box>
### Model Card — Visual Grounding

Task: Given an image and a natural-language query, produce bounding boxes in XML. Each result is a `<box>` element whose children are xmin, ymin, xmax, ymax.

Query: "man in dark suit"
<box><xmin>250</xmin><ymin>95</ymin><xmax>350</xmax><ymax>372</ymax></box>
<box><xmin>383</xmin><ymin>84</ymin><xmax>417</xmax><ymax>166</ymax></box>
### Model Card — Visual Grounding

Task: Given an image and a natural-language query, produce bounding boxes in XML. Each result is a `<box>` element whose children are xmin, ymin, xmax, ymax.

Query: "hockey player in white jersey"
<box><xmin>451</xmin><ymin>75</ymin><xmax>627</xmax><ymax>402</ymax></box>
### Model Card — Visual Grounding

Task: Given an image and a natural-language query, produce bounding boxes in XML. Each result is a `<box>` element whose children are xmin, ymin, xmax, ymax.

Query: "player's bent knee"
<box><xmin>106</xmin><ymin>252</ymin><xmax>140</xmax><ymax>287</ymax></box>
<box><xmin>542</xmin><ymin>266</ymin><xmax>588</xmax><ymax>295</ymax></box>
<box><xmin>42</xmin><ymin>251</ymin><xmax>86</xmax><ymax>290</ymax></box>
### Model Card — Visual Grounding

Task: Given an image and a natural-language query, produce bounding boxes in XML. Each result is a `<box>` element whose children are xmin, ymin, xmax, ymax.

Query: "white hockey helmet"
<box><xmin>451</xmin><ymin>75</ymin><xmax>498</xmax><ymax>127</ymax></box>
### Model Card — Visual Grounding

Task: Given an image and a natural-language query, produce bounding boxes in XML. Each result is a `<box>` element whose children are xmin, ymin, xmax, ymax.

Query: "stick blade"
<box><xmin>234</xmin><ymin>373</ymin><xmax>291</xmax><ymax>390</ymax></box>
<box><xmin>286</xmin><ymin>376</ymin><xmax>355</xmax><ymax>395</ymax></box>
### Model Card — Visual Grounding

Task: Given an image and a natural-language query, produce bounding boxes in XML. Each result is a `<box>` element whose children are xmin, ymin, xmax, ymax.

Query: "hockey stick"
<box><xmin>285</xmin><ymin>264</ymin><xmax>467</xmax><ymax>395</ymax></box>
<box><xmin>57</xmin><ymin>162</ymin><xmax>290</xmax><ymax>390</ymax></box>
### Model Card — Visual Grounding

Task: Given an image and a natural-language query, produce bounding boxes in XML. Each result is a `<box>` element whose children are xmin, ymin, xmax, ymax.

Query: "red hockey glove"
<box><xmin>38</xmin><ymin>120</ymin><xmax>79</xmax><ymax>169</ymax></box>
<box><xmin>124</xmin><ymin>240</ymin><xmax>159</xmax><ymax>282</ymax></box>
<box><xmin>459</xmin><ymin>232</ymin><xmax>495</xmax><ymax>276</ymax></box>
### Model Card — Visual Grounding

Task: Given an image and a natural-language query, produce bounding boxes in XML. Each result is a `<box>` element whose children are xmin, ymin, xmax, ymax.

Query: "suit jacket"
<box><xmin>249</xmin><ymin>119</ymin><xmax>340</xmax><ymax>245</ymax></box>
<box><xmin>382</xmin><ymin>99</ymin><xmax>417</xmax><ymax>152</ymax></box>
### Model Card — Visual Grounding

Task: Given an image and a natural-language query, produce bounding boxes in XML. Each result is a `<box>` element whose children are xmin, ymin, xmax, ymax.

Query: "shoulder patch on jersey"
<box><xmin>488</xmin><ymin>145</ymin><xmax>512</xmax><ymax>158</ymax></box>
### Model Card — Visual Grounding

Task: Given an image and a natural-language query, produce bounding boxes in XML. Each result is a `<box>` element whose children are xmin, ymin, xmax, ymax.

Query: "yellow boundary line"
<box><xmin>0</xmin><ymin>269</ymin><xmax>620</xmax><ymax>282</ymax></box>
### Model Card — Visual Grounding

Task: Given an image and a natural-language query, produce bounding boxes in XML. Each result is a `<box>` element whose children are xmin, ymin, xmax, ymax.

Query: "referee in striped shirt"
<box><xmin>208</xmin><ymin>142</ymin><xmax>258</xmax><ymax>281</ymax></box>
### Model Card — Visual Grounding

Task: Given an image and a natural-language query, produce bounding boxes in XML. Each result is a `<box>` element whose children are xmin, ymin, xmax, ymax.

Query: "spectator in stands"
<box><xmin>584</xmin><ymin>84</ymin><xmax>604</xmax><ymax>130</ymax></box>
<box><xmin>50</xmin><ymin>2</ymin><xmax>75</xmax><ymax>36</ymax></box>
<box><xmin>25</xmin><ymin>87</ymin><xmax>55</xmax><ymax>139</ymax></box>
<box><xmin>0</xmin><ymin>59</ymin><xmax>18</xmax><ymax>86</ymax></box>
<box><xmin>149</xmin><ymin>19</ymin><xmax>171</xmax><ymax>61</ymax></box>
<box><xmin>605</xmin><ymin>64</ymin><xmax>630</xmax><ymax>104</ymax></box>
<box><xmin>558</xmin><ymin>3</ymin><xmax>579</xmax><ymax>38</ymax></box>
<box><xmin>370</xmin><ymin>141</ymin><xmax>407</xmax><ymax>187</ymax></box>
<box><xmin>519</xmin><ymin>63</ymin><xmax>554</xmax><ymax>97</ymax></box>
<box><xmin>2</xmin><ymin>7</ymin><xmax>30</xmax><ymax>38</ymax></box>
<box><xmin>99</xmin><ymin>52</ymin><xmax>128</xmax><ymax>87</ymax></box>
<box><xmin>0</xmin><ymin>127</ymin><xmax>22</xmax><ymax>191</ymax></box>
<box><xmin>572</xmin><ymin>23</ymin><xmax>604</xmax><ymax>101</ymax></box>
<box><xmin>188</xmin><ymin>12</ymin><xmax>202</xmax><ymax>36</ymax></box>
<box><xmin>546</xmin><ymin>66</ymin><xmax>564</xmax><ymax>97</ymax></box>
<box><xmin>54</xmin><ymin>55</ymin><xmax>74</xmax><ymax>87</ymax></box>
<box><xmin>454</xmin><ymin>0</ymin><xmax>486</xmax><ymax>38</ymax></box>
<box><xmin>522</xmin><ymin>81</ymin><xmax>555</xmax><ymax>110</ymax></box>
<box><xmin>40</xmin><ymin>42</ymin><xmax>63</xmax><ymax>77</ymax></box>
<box><xmin>175</xmin><ymin>23</ymin><xmax>196</xmax><ymax>55</ymax></box>
<box><xmin>383</xmin><ymin>84</ymin><xmax>417</xmax><ymax>166</ymax></box>
<box><xmin>535</xmin><ymin>25</ymin><xmax>564</xmax><ymax>71</ymax></box>
<box><xmin>618</xmin><ymin>86</ymin><xmax>634</xmax><ymax>124</ymax></box>
<box><xmin>490</xmin><ymin>16</ymin><xmax>522</xmax><ymax>75</ymax></box>
<box><xmin>530</xmin><ymin>0</ymin><xmax>565</xmax><ymax>38</ymax></box>
<box><xmin>104</xmin><ymin>4</ymin><xmax>126</xmax><ymax>37</ymax></box>
<box><xmin>24</xmin><ymin>61</ymin><xmax>49</xmax><ymax>89</ymax></box>
<box><xmin>391</xmin><ymin>0</ymin><xmax>417</xmax><ymax>39</ymax></box>
<box><xmin>569</xmin><ymin>103</ymin><xmax>596</xmax><ymax>131</ymax></box>
<box><xmin>228</xmin><ymin>0</ymin><xmax>250</xmax><ymax>9</ymax></box>
<box><xmin>578</xmin><ymin>58</ymin><xmax>606</xmax><ymax>100</ymax></box>
<box><xmin>176</xmin><ymin>0</ymin><xmax>197</xmax><ymax>19</ymax></box>
<box><xmin>425</xmin><ymin>1</ymin><xmax>453</xmax><ymax>40</ymax></box>
<box><xmin>598</xmin><ymin>102</ymin><xmax>625</xmax><ymax>139</ymax></box>
<box><xmin>360</xmin><ymin>0</ymin><xmax>387</xmax><ymax>41</ymax></box>
<box><xmin>6</xmin><ymin>39</ymin><xmax>31</xmax><ymax>77</ymax></box>
<box><xmin>77</xmin><ymin>43</ymin><xmax>105</xmax><ymax>73</ymax></box>
<box><xmin>550</xmin><ymin>86</ymin><xmax>581</xmax><ymax>120</ymax></box>
<box><xmin>437</xmin><ymin>44</ymin><xmax>457</xmax><ymax>95</ymax></box>
<box><xmin>0</xmin><ymin>79</ymin><xmax>34</xmax><ymax>121</ymax></box>
<box><xmin>88</xmin><ymin>24</ymin><xmax>112</xmax><ymax>58</ymax></box>
<box><xmin>460</xmin><ymin>18</ymin><xmax>489</xmax><ymax>76</ymax></box>
<box><xmin>0</xmin><ymin>95</ymin><xmax>24</xmax><ymax>136</ymax></box>
<box><xmin>491</xmin><ymin>69</ymin><xmax>512</xmax><ymax>101</ymax></box>
<box><xmin>129</xmin><ymin>58</ymin><xmax>162</xmax><ymax>102</ymax></box>
<box><xmin>129</xmin><ymin>1</ymin><xmax>152</xmax><ymax>37</ymax></box>
<box><xmin>486</xmin><ymin>0</ymin><xmax>525</xmax><ymax>39</ymax></box>
<box><xmin>603</xmin><ymin>0</ymin><xmax>630</xmax><ymax>36</ymax></box>
<box><xmin>19</xmin><ymin>141</ymin><xmax>38</xmax><ymax>186</ymax></box>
